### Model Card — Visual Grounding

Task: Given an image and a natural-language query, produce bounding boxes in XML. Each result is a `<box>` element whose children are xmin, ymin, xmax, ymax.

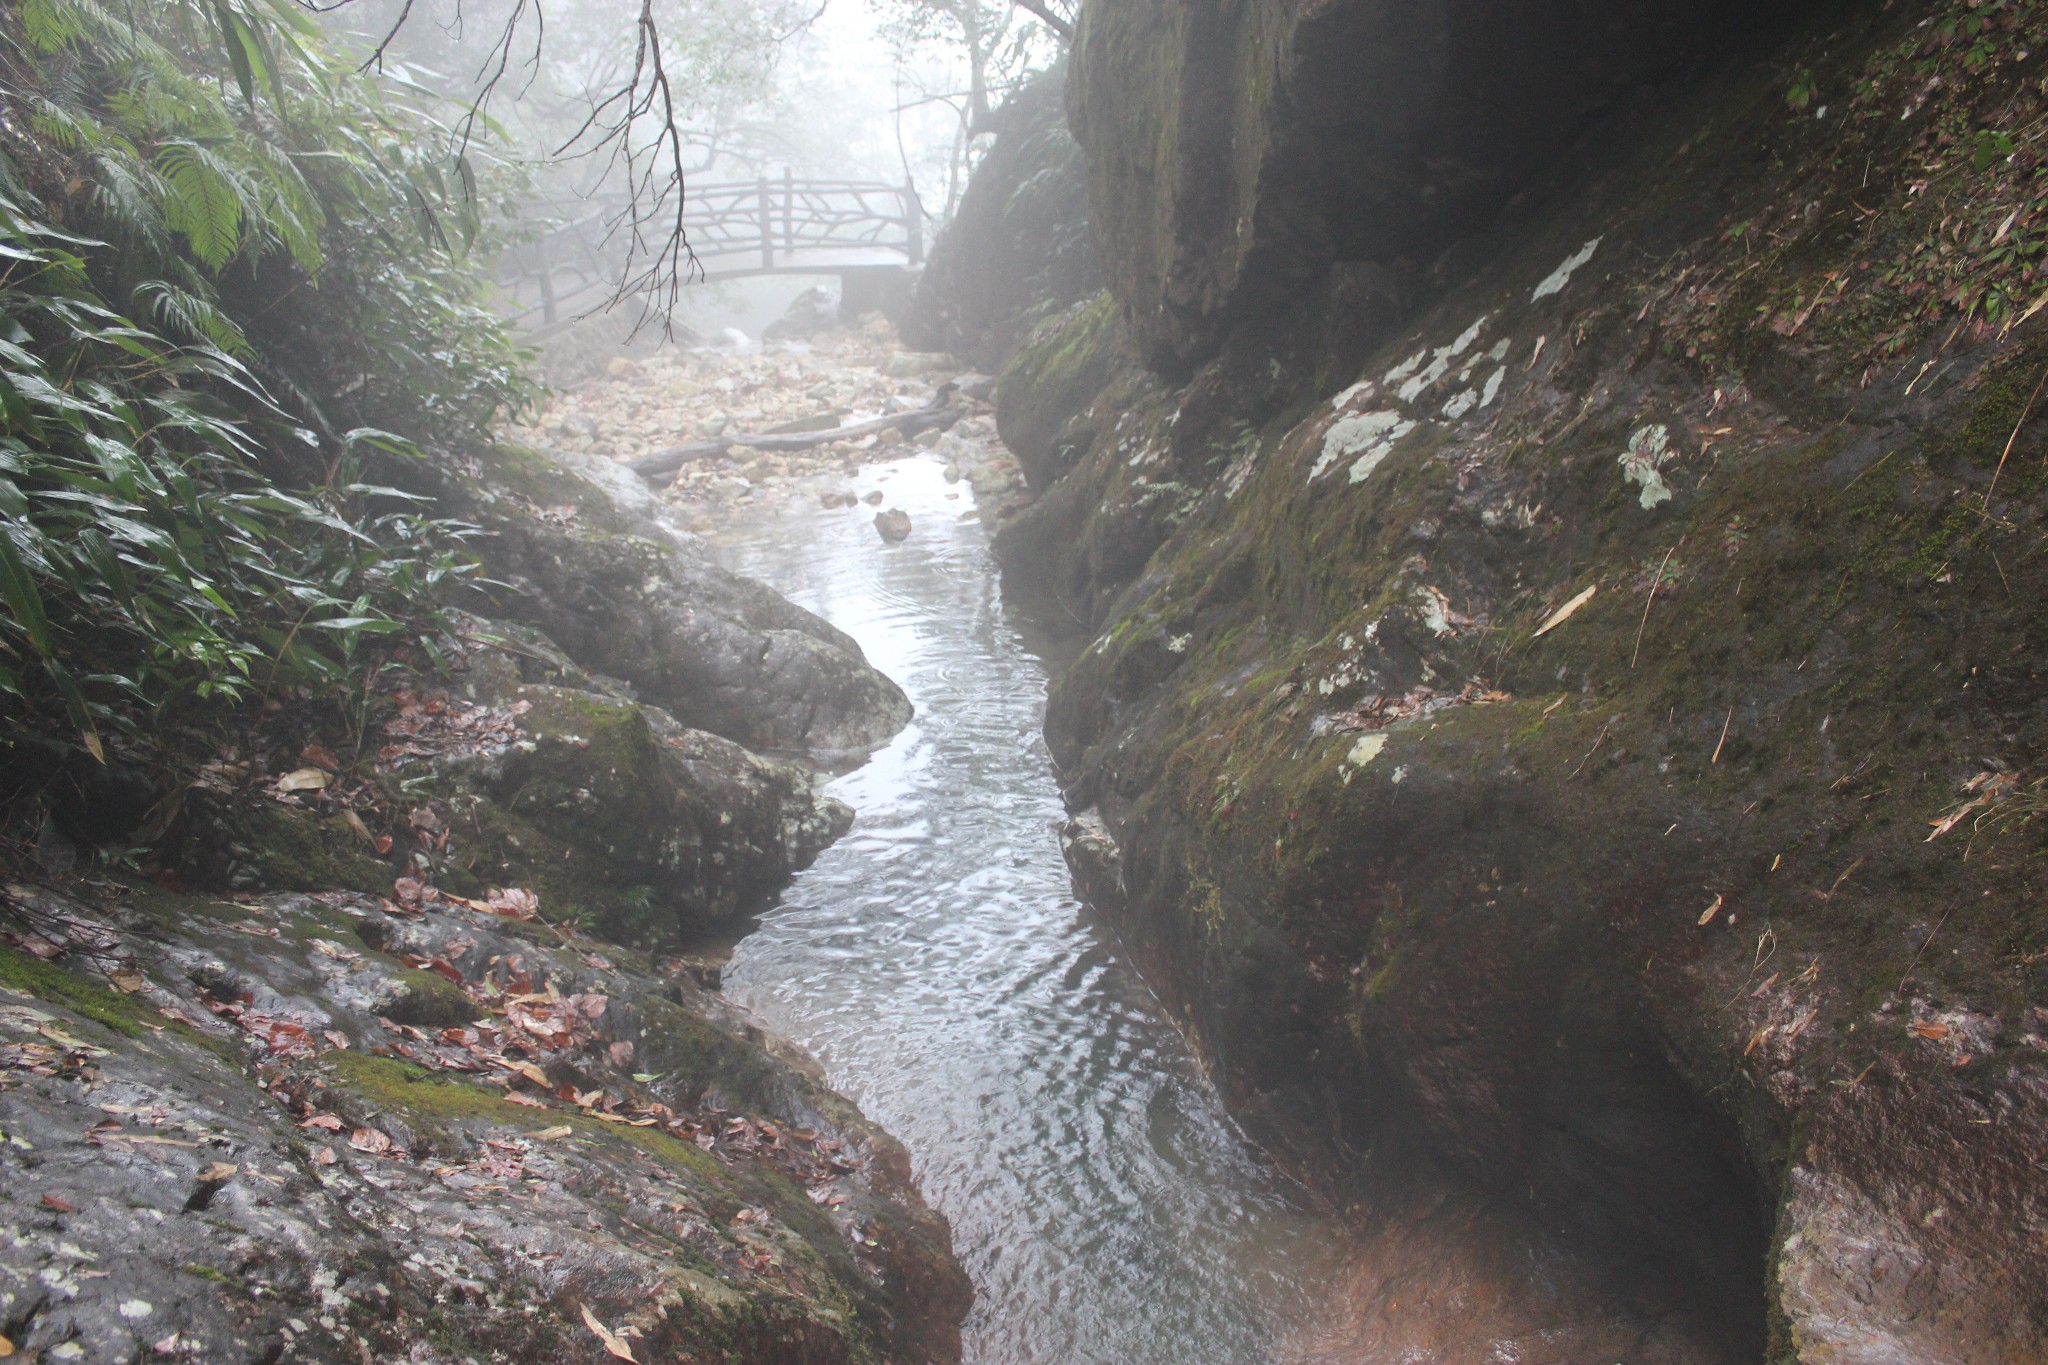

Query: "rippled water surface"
<box><xmin>713</xmin><ymin>457</ymin><xmax>1339</xmax><ymax>1365</ymax></box>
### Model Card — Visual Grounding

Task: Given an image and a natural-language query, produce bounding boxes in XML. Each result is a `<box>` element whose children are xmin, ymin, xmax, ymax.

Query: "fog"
<box><xmin>317</xmin><ymin>0</ymin><xmax>1064</xmax><ymax>339</ymax></box>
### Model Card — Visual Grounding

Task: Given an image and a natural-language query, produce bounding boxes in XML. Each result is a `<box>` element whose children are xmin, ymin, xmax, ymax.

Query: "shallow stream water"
<box><xmin>712</xmin><ymin>456</ymin><xmax>1342</xmax><ymax>1365</ymax></box>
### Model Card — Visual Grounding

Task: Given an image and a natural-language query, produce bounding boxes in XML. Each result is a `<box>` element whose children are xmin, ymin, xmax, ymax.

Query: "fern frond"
<box><xmin>132</xmin><ymin>278</ymin><xmax>252</xmax><ymax>359</ymax></box>
<box><xmin>155</xmin><ymin>139</ymin><xmax>244</xmax><ymax>271</ymax></box>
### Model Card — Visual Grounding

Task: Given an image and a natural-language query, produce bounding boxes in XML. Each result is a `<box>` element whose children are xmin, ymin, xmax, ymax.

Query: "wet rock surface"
<box><xmin>0</xmin><ymin>880</ymin><xmax>968</xmax><ymax>1363</ymax></box>
<box><xmin>982</xmin><ymin>0</ymin><xmax>2048</xmax><ymax>1360</ymax></box>
<box><xmin>406</xmin><ymin>439</ymin><xmax>913</xmax><ymax>763</ymax></box>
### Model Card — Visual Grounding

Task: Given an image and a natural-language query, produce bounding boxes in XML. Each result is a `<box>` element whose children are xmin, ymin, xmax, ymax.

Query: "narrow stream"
<box><xmin>712</xmin><ymin>456</ymin><xmax>1342</xmax><ymax>1365</ymax></box>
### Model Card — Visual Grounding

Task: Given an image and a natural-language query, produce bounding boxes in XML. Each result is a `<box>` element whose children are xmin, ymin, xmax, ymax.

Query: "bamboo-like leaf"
<box><xmin>0</xmin><ymin>530</ymin><xmax>54</xmax><ymax>655</ymax></box>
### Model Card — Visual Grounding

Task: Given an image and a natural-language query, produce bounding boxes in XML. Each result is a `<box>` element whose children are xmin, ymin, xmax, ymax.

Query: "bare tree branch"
<box><xmin>1009</xmin><ymin>0</ymin><xmax>1071</xmax><ymax>43</ymax></box>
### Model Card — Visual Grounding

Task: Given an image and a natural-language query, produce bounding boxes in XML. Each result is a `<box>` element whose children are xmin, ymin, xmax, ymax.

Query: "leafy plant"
<box><xmin>0</xmin><ymin>0</ymin><xmax>530</xmax><ymax>766</ymax></box>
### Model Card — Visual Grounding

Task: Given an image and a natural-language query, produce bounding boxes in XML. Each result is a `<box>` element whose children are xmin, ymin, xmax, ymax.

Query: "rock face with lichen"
<box><xmin>0</xmin><ymin>880</ymin><xmax>969</xmax><ymax>1363</ymax></box>
<box><xmin>979</xmin><ymin>0</ymin><xmax>2048</xmax><ymax>1359</ymax></box>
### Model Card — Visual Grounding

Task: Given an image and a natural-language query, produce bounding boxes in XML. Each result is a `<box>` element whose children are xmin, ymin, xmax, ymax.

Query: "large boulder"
<box><xmin>409</xmin><ymin>443</ymin><xmax>912</xmax><ymax>761</ymax></box>
<box><xmin>1070</xmin><ymin>0</ymin><xmax>1787</xmax><ymax>376</ymax></box>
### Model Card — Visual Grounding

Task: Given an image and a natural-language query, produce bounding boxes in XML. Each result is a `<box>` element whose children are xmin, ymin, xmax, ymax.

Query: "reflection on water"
<box><xmin>714</xmin><ymin>459</ymin><xmax>1338</xmax><ymax>1365</ymax></box>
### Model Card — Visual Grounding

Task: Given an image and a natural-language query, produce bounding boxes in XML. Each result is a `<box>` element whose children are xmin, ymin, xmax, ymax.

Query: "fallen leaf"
<box><xmin>1909</xmin><ymin>1021</ymin><xmax>1951</xmax><ymax>1041</ymax></box>
<box><xmin>341</xmin><ymin>809</ymin><xmax>375</xmax><ymax>845</ymax></box>
<box><xmin>484</xmin><ymin>887</ymin><xmax>539</xmax><ymax>920</ymax></box>
<box><xmin>348</xmin><ymin>1127</ymin><xmax>393</xmax><ymax>1155</ymax></box>
<box><xmin>195</xmin><ymin>1162</ymin><xmax>238</xmax><ymax>1183</ymax></box>
<box><xmin>277</xmin><ymin>767</ymin><xmax>329</xmax><ymax>793</ymax></box>
<box><xmin>373</xmin><ymin>835</ymin><xmax>393</xmax><ymax>855</ymax></box>
<box><xmin>41</xmin><ymin>1192</ymin><xmax>77</xmax><ymax>1212</ymax></box>
<box><xmin>1698</xmin><ymin>894</ymin><xmax>1725</xmax><ymax>926</ymax></box>
<box><xmin>108</xmin><ymin>970</ymin><xmax>146</xmax><ymax>994</ymax></box>
<box><xmin>1</xmin><ymin>1332</ymin><xmax>15</xmax><ymax>1356</ymax></box>
<box><xmin>300</xmin><ymin>1113</ymin><xmax>345</xmax><ymax>1131</ymax></box>
<box><xmin>502</xmin><ymin>1059</ymin><xmax>551</xmax><ymax>1088</ymax></box>
<box><xmin>323</xmin><ymin>1030</ymin><xmax>350</xmax><ymax>1050</ymax></box>
<box><xmin>529</xmin><ymin>1125</ymin><xmax>573</xmax><ymax>1141</ymax></box>
<box><xmin>503</xmin><ymin>1091</ymin><xmax>550</xmax><ymax>1109</ymax></box>
<box><xmin>1533</xmin><ymin>584</ymin><xmax>1597</xmax><ymax>637</ymax></box>
<box><xmin>580</xmin><ymin>1304</ymin><xmax>638</xmax><ymax>1362</ymax></box>
<box><xmin>312</xmin><ymin>1146</ymin><xmax>337</xmax><ymax>1167</ymax></box>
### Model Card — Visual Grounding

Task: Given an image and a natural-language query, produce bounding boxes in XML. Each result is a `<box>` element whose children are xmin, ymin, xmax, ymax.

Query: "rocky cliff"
<box><xmin>983</xmin><ymin>0</ymin><xmax>2048</xmax><ymax>1359</ymax></box>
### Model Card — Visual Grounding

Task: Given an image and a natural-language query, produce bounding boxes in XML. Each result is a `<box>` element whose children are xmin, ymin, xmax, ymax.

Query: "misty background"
<box><xmin>314</xmin><ymin>0</ymin><xmax>1070</xmax><ymax>340</ymax></box>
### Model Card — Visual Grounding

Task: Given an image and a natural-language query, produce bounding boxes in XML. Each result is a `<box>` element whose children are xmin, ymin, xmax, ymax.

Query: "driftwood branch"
<box><xmin>629</xmin><ymin>403</ymin><xmax>966</xmax><ymax>484</ymax></box>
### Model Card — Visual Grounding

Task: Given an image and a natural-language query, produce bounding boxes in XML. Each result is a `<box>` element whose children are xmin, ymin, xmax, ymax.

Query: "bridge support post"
<box><xmin>757</xmin><ymin>176</ymin><xmax>775</xmax><ymax>270</ymax></box>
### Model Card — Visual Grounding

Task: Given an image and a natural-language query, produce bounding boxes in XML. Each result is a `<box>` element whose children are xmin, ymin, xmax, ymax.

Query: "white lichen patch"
<box><xmin>1620</xmin><ymin>423</ymin><xmax>1675</xmax><ymax>509</ymax></box>
<box><xmin>1532</xmin><ymin>238</ymin><xmax>1602</xmax><ymax>301</ymax></box>
<box><xmin>1312</xmin><ymin>410</ymin><xmax>1412</xmax><ymax>480</ymax></box>
<box><xmin>1383</xmin><ymin>348</ymin><xmax>1429</xmax><ymax>386</ymax></box>
<box><xmin>1340</xmin><ymin>732</ymin><xmax>1388</xmax><ymax>784</ymax></box>
<box><xmin>1165</xmin><ymin>633</ymin><xmax>1192</xmax><ymax>654</ymax></box>
<box><xmin>1441</xmin><ymin>388</ymin><xmax>1479</xmax><ymax>420</ymax></box>
<box><xmin>1479</xmin><ymin>366</ymin><xmax>1507</xmax><ymax>408</ymax></box>
<box><xmin>1220</xmin><ymin>449</ymin><xmax>1259</xmax><ymax>499</ymax></box>
<box><xmin>1413</xmin><ymin>585</ymin><xmax>1455</xmax><ymax>636</ymax></box>
<box><xmin>1331</xmin><ymin>379</ymin><xmax>1376</xmax><ymax>410</ymax></box>
<box><xmin>1396</xmin><ymin>315</ymin><xmax>1493</xmax><ymax>403</ymax></box>
<box><xmin>1348</xmin><ymin>435</ymin><xmax>1408</xmax><ymax>484</ymax></box>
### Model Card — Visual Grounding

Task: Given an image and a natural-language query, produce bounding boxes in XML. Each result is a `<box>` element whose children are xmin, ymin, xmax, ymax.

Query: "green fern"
<box><xmin>154</xmin><ymin>139</ymin><xmax>244</xmax><ymax>270</ymax></box>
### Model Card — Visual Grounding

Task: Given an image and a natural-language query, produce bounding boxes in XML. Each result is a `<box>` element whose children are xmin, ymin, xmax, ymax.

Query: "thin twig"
<box><xmin>1632</xmin><ymin>539</ymin><xmax>1681</xmax><ymax>668</ymax></box>
<box><xmin>1984</xmin><ymin>360</ymin><xmax>2048</xmax><ymax>515</ymax></box>
<box><xmin>1894</xmin><ymin>897</ymin><xmax>1960</xmax><ymax>997</ymax></box>
<box><xmin>1711</xmin><ymin>706</ymin><xmax>1733</xmax><ymax>764</ymax></box>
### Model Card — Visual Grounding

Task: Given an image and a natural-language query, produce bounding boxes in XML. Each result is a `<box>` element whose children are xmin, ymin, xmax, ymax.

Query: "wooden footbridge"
<box><xmin>501</xmin><ymin>175</ymin><xmax>923</xmax><ymax>331</ymax></box>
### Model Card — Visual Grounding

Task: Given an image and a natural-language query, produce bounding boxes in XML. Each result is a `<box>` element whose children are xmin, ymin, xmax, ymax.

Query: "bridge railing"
<box><xmin>501</xmin><ymin>175</ymin><xmax>923</xmax><ymax>328</ymax></box>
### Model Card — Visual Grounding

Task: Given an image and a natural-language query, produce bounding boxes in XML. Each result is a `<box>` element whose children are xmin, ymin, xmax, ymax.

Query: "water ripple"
<box><xmin>714</xmin><ymin>460</ymin><xmax>1338</xmax><ymax>1365</ymax></box>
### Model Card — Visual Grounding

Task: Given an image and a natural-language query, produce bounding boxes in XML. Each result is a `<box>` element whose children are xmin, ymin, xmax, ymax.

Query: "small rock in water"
<box><xmin>874</xmin><ymin>509</ymin><xmax>912</xmax><ymax>542</ymax></box>
<box><xmin>604</xmin><ymin>356</ymin><xmax>639</xmax><ymax>379</ymax></box>
<box><xmin>820</xmin><ymin>490</ymin><xmax>858</xmax><ymax>509</ymax></box>
<box><xmin>862</xmin><ymin>490</ymin><xmax>884</xmax><ymax>505</ymax></box>
<box><xmin>943</xmin><ymin>463</ymin><xmax>962</xmax><ymax>483</ymax></box>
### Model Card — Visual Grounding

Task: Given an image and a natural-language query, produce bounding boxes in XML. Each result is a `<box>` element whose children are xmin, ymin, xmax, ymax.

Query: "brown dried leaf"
<box><xmin>41</xmin><ymin>1192</ymin><xmax>76</xmax><ymax>1212</ymax></box>
<box><xmin>348</xmin><ymin>1127</ymin><xmax>393</xmax><ymax>1155</ymax></box>
<box><xmin>579</xmin><ymin>1304</ymin><xmax>637</xmax><ymax>1362</ymax></box>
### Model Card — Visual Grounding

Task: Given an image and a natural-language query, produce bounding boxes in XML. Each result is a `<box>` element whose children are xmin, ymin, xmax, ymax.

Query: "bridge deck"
<box><xmin>501</xmin><ymin>176</ymin><xmax>923</xmax><ymax>327</ymax></box>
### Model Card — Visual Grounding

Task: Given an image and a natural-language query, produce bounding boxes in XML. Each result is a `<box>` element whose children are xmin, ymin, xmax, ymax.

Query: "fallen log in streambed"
<box><xmin>629</xmin><ymin>401</ymin><xmax>968</xmax><ymax>484</ymax></box>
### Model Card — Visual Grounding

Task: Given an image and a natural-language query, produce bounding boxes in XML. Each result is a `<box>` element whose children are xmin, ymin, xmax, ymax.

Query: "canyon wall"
<box><xmin>971</xmin><ymin>0</ymin><xmax>2048</xmax><ymax>1358</ymax></box>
